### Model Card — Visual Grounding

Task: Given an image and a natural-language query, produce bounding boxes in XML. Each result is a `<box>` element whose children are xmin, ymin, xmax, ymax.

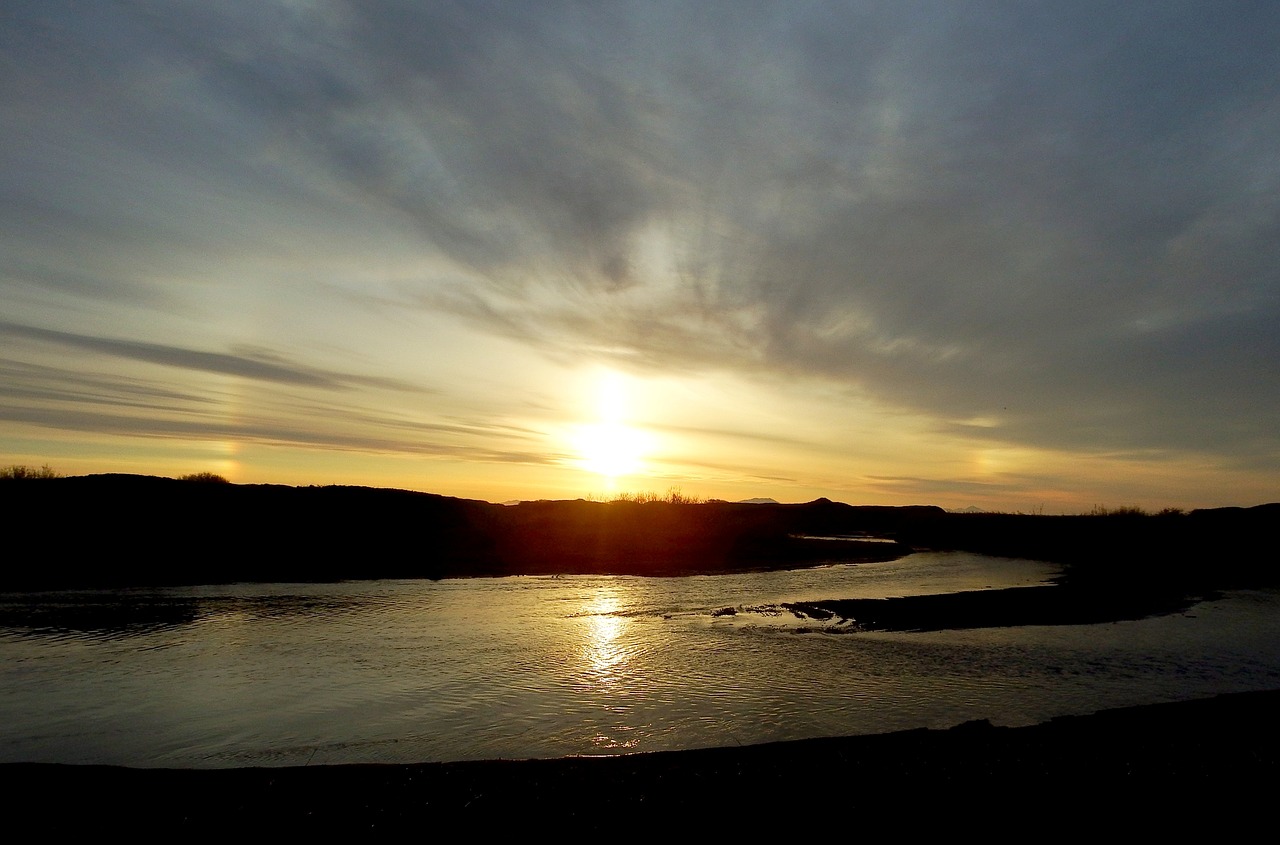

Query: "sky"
<box><xmin>2</xmin><ymin>1</ymin><xmax>1278</xmax><ymax>512</ymax></box>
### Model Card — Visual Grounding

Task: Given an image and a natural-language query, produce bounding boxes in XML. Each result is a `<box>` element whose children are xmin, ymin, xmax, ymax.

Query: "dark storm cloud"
<box><xmin>4</xmin><ymin>1</ymin><xmax>1278</xmax><ymax>465</ymax></box>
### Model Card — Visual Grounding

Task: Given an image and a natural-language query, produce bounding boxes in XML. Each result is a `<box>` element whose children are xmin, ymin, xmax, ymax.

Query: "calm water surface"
<box><xmin>2</xmin><ymin>551</ymin><xmax>1278</xmax><ymax>768</ymax></box>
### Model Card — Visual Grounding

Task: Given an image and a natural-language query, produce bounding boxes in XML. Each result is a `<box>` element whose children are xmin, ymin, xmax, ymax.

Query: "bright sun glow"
<box><xmin>571</xmin><ymin>370</ymin><xmax>652</xmax><ymax>479</ymax></box>
<box><xmin>577</xmin><ymin>422</ymin><xmax>648</xmax><ymax>477</ymax></box>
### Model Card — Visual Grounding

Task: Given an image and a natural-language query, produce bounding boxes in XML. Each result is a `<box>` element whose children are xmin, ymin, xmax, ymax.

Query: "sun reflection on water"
<box><xmin>575</xmin><ymin>588</ymin><xmax>645</xmax><ymax>750</ymax></box>
<box><xmin>581</xmin><ymin>593</ymin><xmax>626</xmax><ymax>685</ymax></box>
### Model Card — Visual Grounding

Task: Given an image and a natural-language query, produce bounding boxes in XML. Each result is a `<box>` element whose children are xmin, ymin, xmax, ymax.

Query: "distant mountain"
<box><xmin>950</xmin><ymin>506</ymin><xmax>986</xmax><ymax>514</ymax></box>
<box><xmin>738</xmin><ymin>497</ymin><xmax>780</xmax><ymax>504</ymax></box>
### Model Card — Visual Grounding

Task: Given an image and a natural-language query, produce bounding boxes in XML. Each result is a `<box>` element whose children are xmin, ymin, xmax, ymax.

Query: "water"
<box><xmin>2</xmin><ymin>551</ymin><xmax>1278</xmax><ymax>769</ymax></box>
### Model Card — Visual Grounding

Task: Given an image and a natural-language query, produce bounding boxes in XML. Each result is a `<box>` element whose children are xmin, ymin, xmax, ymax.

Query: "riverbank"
<box><xmin>5</xmin><ymin>689</ymin><xmax>1276</xmax><ymax>832</ymax></box>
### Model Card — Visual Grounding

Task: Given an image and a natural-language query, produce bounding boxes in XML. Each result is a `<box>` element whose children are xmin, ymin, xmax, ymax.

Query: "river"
<box><xmin>3</xmin><ymin>550</ymin><xmax>1278</xmax><ymax>768</ymax></box>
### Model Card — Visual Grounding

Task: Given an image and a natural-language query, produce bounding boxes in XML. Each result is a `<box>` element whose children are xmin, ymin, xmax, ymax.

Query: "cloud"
<box><xmin>0</xmin><ymin>358</ymin><xmax>221</xmax><ymax>414</ymax></box>
<box><xmin>0</xmin><ymin>322</ymin><xmax>424</xmax><ymax>393</ymax></box>
<box><xmin>0</xmin><ymin>402</ymin><xmax>556</xmax><ymax>464</ymax></box>
<box><xmin>359</xmin><ymin>1</ymin><xmax>1280</xmax><ymax>462</ymax></box>
<box><xmin>0</xmin><ymin>353</ymin><xmax>553</xmax><ymax>465</ymax></box>
<box><xmin>3</xmin><ymin>1</ymin><xmax>1279</xmax><ymax>481</ymax></box>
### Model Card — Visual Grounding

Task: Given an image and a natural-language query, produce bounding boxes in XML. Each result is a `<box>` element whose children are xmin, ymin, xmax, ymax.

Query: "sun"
<box><xmin>570</xmin><ymin>370</ymin><xmax>653</xmax><ymax>479</ymax></box>
<box><xmin>576</xmin><ymin>421</ymin><xmax>647</xmax><ymax>478</ymax></box>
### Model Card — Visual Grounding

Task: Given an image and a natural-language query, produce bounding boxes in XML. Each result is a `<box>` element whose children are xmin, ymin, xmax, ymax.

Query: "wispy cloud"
<box><xmin>2</xmin><ymin>1</ymin><xmax>1278</xmax><ymax>501</ymax></box>
<box><xmin>0</xmin><ymin>322</ymin><xmax>424</xmax><ymax>392</ymax></box>
<box><xmin>0</xmin><ymin>357</ymin><xmax>553</xmax><ymax>465</ymax></box>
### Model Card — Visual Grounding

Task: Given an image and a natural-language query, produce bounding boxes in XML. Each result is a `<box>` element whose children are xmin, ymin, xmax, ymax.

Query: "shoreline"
<box><xmin>6</xmin><ymin>689</ymin><xmax>1277</xmax><ymax>831</ymax></box>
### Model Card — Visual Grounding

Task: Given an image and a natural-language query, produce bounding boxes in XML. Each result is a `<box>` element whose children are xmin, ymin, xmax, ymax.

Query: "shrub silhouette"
<box><xmin>598</xmin><ymin>487</ymin><xmax>706</xmax><ymax>504</ymax></box>
<box><xmin>0</xmin><ymin>464</ymin><xmax>61</xmax><ymax>480</ymax></box>
<box><xmin>1088</xmin><ymin>504</ymin><xmax>1148</xmax><ymax>517</ymax></box>
<box><xmin>178</xmin><ymin>472</ymin><xmax>230</xmax><ymax>483</ymax></box>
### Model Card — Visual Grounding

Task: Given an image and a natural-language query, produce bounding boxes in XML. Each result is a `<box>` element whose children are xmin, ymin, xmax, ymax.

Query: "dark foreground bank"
<box><xmin>5</xmin><ymin>690</ymin><xmax>1277</xmax><ymax>833</ymax></box>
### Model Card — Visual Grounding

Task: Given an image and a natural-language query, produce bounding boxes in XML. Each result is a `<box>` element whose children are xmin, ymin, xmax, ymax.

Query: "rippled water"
<box><xmin>2</xmin><ymin>551</ymin><xmax>1278</xmax><ymax>768</ymax></box>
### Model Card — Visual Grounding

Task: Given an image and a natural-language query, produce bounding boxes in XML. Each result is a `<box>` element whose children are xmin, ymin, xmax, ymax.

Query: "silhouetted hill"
<box><xmin>896</xmin><ymin>504</ymin><xmax>1280</xmax><ymax>590</ymax></box>
<box><xmin>0</xmin><ymin>475</ymin><xmax>929</xmax><ymax>588</ymax></box>
<box><xmin>2</xmin><ymin>474</ymin><xmax>1274</xmax><ymax>589</ymax></box>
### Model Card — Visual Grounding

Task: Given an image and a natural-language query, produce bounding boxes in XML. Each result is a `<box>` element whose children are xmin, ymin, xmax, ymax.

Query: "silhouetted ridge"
<box><xmin>896</xmin><ymin>504</ymin><xmax>1279</xmax><ymax>590</ymax></box>
<box><xmin>0</xmin><ymin>476</ymin><xmax>929</xmax><ymax>587</ymax></box>
<box><xmin>4</xmin><ymin>475</ymin><xmax>1273</xmax><ymax>589</ymax></box>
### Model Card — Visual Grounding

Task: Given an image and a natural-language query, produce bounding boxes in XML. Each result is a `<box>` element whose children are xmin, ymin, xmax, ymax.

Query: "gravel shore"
<box><xmin>6</xmin><ymin>689</ymin><xmax>1276</xmax><ymax>834</ymax></box>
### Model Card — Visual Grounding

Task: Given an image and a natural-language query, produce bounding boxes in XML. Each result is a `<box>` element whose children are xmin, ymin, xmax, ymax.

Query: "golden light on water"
<box><xmin>582</xmin><ymin>592</ymin><xmax>627</xmax><ymax>684</ymax></box>
<box><xmin>576</xmin><ymin>588</ymin><xmax>641</xmax><ymax>750</ymax></box>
